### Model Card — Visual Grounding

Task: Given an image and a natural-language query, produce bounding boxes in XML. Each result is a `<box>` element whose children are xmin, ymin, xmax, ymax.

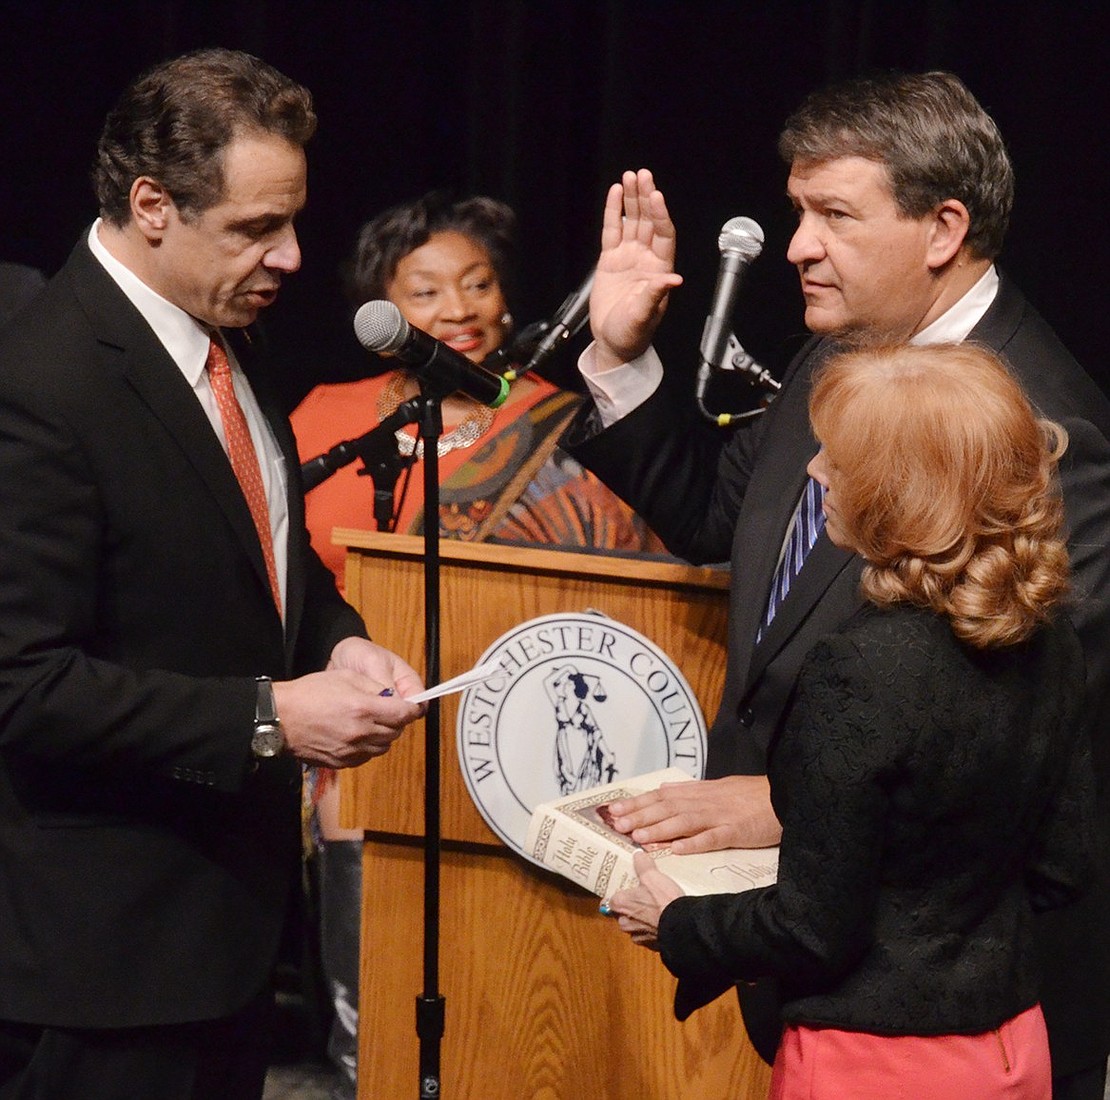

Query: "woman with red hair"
<box><xmin>610</xmin><ymin>342</ymin><xmax>1093</xmax><ymax>1099</ymax></box>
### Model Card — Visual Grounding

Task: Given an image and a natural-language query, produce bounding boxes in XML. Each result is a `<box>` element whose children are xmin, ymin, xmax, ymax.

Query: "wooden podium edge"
<box><xmin>333</xmin><ymin>527</ymin><xmax>730</xmax><ymax>591</ymax></box>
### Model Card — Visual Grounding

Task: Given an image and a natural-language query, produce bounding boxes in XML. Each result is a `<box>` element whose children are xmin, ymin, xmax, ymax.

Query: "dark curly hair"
<box><xmin>346</xmin><ymin>192</ymin><xmax>515</xmax><ymax>305</ymax></box>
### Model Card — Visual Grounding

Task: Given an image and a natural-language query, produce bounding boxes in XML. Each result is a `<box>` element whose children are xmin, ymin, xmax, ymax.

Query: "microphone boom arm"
<box><xmin>300</xmin><ymin>397</ymin><xmax>422</xmax><ymax>492</ymax></box>
<box><xmin>723</xmin><ymin>332</ymin><xmax>780</xmax><ymax>393</ymax></box>
<box><xmin>695</xmin><ymin>333</ymin><xmax>780</xmax><ymax>428</ymax></box>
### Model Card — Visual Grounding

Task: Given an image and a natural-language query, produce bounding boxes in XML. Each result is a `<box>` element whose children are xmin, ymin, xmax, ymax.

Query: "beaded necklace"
<box><xmin>377</xmin><ymin>372</ymin><xmax>496</xmax><ymax>459</ymax></box>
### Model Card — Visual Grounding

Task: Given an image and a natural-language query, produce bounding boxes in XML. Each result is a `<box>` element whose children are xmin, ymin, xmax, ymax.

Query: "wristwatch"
<box><xmin>251</xmin><ymin>675</ymin><xmax>285</xmax><ymax>758</ymax></box>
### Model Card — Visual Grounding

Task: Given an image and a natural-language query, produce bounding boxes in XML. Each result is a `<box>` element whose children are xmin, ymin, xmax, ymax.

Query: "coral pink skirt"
<box><xmin>769</xmin><ymin>1004</ymin><xmax>1051</xmax><ymax>1100</ymax></box>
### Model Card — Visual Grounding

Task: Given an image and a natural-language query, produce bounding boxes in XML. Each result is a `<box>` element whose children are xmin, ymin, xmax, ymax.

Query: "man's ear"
<box><xmin>129</xmin><ymin>177</ymin><xmax>173</xmax><ymax>241</ymax></box>
<box><xmin>926</xmin><ymin>198</ymin><xmax>971</xmax><ymax>270</ymax></box>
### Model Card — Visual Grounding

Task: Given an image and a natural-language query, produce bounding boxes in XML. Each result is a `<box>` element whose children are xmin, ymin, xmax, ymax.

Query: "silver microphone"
<box><xmin>698</xmin><ymin>216</ymin><xmax>764</xmax><ymax>372</ymax></box>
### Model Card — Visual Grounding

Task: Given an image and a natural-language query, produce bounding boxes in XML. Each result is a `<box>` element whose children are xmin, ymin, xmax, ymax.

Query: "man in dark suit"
<box><xmin>0</xmin><ymin>49</ymin><xmax>423</xmax><ymax>1100</ymax></box>
<box><xmin>564</xmin><ymin>72</ymin><xmax>1110</xmax><ymax>1100</ymax></box>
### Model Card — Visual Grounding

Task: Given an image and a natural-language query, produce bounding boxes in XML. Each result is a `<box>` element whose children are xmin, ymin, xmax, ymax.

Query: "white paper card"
<box><xmin>404</xmin><ymin>660</ymin><xmax>503</xmax><ymax>704</ymax></box>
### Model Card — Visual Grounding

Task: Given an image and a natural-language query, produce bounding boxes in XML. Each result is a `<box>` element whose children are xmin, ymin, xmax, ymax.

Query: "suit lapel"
<box><xmin>67</xmin><ymin>241</ymin><xmax>282</xmax><ymax>626</ymax></box>
<box><xmin>746</xmin><ymin>533</ymin><xmax>858</xmax><ymax>683</ymax></box>
<box><xmin>729</xmin><ymin>457</ymin><xmax>810</xmax><ymax>682</ymax></box>
<box><xmin>724</xmin><ymin>336</ymin><xmax>865</xmax><ymax>690</ymax></box>
<box><xmin>727</xmin><ymin>338</ymin><xmax>832</xmax><ymax>685</ymax></box>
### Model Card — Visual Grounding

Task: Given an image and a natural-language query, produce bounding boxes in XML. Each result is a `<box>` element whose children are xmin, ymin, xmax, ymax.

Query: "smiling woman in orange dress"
<box><xmin>291</xmin><ymin>192</ymin><xmax>666</xmax><ymax>587</ymax></box>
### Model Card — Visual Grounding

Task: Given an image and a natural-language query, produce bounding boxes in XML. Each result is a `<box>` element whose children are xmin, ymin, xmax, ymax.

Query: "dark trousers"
<box><xmin>0</xmin><ymin>993</ymin><xmax>272</xmax><ymax>1100</ymax></box>
<box><xmin>1052</xmin><ymin>1061</ymin><xmax>1108</xmax><ymax>1100</ymax></box>
<box><xmin>319</xmin><ymin>839</ymin><xmax>362</xmax><ymax>1099</ymax></box>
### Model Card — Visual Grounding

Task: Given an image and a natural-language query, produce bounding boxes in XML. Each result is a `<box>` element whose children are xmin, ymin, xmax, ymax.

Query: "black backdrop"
<box><xmin>2</xmin><ymin>0</ymin><xmax>1107</xmax><ymax>403</ymax></box>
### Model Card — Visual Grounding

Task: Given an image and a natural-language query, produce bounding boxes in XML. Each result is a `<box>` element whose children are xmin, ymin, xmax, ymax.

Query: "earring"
<box><xmin>500</xmin><ymin>312</ymin><xmax>513</xmax><ymax>328</ymax></box>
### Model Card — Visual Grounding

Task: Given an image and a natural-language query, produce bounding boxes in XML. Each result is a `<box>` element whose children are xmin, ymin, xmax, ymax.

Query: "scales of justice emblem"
<box><xmin>456</xmin><ymin>611</ymin><xmax>708</xmax><ymax>865</ymax></box>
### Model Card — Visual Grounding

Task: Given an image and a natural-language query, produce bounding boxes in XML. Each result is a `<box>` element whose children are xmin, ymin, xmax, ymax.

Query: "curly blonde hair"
<box><xmin>809</xmin><ymin>343</ymin><xmax>1069</xmax><ymax>648</ymax></box>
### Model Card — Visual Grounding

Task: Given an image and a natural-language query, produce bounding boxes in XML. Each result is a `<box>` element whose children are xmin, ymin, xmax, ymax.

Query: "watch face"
<box><xmin>252</xmin><ymin>723</ymin><xmax>284</xmax><ymax>758</ymax></box>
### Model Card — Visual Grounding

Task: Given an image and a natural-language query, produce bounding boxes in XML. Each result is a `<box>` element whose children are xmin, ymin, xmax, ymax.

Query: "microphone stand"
<box><xmin>412</xmin><ymin>380</ymin><xmax>449</xmax><ymax>1100</ymax></box>
<box><xmin>301</xmin><ymin>384</ymin><xmax>451</xmax><ymax>1095</ymax></box>
<box><xmin>300</xmin><ymin>399</ymin><xmax>423</xmax><ymax>529</ymax></box>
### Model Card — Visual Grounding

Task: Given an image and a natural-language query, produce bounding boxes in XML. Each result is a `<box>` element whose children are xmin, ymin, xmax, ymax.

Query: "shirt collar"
<box><xmin>911</xmin><ymin>265</ymin><xmax>999</xmax><ymax>346</ymax></box>
<box><xmin>87</xmin><ymin>219</ymin><xmax>213</xmax><ymax>385</ymax></box>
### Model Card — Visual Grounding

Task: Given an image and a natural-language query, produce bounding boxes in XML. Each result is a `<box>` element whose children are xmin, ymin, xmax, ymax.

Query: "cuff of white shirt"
<box><xmin>578</xmin><ymin>343</ymin><xmax>664</xmax><ymax>428</ymax></box>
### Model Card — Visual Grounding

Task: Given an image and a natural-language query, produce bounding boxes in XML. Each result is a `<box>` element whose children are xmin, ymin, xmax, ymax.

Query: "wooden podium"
<box><xmin>338</xmin><ymin>529</ymin><xmax>771</xmax><ymax>1100</ymax></box>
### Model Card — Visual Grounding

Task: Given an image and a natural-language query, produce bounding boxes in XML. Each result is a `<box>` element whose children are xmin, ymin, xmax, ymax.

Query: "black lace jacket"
<box><xmin>659</xmin><ymin>605</ymin><xmax>1094</xmax><ymax>1035</ymax></box>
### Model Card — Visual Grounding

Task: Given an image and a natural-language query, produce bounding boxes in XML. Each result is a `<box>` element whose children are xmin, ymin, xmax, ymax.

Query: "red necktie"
<box><xmin>205</xmin><ymin>338</ymin><xmax>283</xmax><ymax>615</ymax></box>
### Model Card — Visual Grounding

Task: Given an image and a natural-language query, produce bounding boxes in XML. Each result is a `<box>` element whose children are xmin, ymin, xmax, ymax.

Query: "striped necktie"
<box><xmin>758</xmin><ymin>475</ymin><xmax>826</xmax><ymax>642</ymax></box>
<box><xmin>205</xmin><ymin>337</ymin><xmax>283</xmax><ymax>615</ymax></box>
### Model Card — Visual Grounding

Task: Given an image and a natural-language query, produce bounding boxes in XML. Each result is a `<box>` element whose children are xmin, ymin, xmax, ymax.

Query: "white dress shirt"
<box><xmin>87</xmin><ymin>221</ymin><xmax>289</xmax><ymax>617</ymax></box>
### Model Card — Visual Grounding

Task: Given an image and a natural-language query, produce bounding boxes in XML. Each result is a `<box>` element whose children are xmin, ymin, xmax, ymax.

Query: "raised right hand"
<box><xmin>590</xmin><ymin>168</ymin><xmax>684</xmax><ymax>370</ymax></box>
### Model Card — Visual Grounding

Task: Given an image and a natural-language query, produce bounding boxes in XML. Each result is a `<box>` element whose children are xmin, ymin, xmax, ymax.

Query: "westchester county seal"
<box><xmin>456</xmin><ymin>611</ymin><xmax>707</xmax><ymax>864</ymax></box>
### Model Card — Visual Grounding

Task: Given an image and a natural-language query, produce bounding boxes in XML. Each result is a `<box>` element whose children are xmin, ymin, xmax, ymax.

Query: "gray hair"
<box><xmin>779</xmin><ymin>71</ymin><xmax>1013</xmax><ymax>260</ymax></box>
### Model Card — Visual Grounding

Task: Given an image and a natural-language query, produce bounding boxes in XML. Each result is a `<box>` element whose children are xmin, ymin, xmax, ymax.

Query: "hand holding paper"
<box><xmin>403</xmin><ymin>660</ymin><xmax>502</xmax><ymax>704</ymax></box>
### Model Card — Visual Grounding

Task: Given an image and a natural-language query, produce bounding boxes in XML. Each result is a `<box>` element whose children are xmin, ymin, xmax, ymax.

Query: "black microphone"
<box><xmin>698</xmin><ymin>216</ymin><xmax>764</xmax><ymax>372</ymax></box>
<box><xmin>353</xmin><ymin>300</ymin><xmax>509</xmax><ymax>408</ymax></box>
<box><xmin>519</xmin><ymin>268</ymin><xmax>596</xmax><ymax>376</ymax></box>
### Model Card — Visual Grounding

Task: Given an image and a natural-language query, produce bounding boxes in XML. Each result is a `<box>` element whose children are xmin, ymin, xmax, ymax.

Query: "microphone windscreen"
<box><xmin>718</xmin><ymin>217</ymin><xmax>765</xmax><ymax>260</ymax></box>
<box><xmin>353</xmin><ymin>300</ymin><xmax>409</xmax><ymax>353</ymax></box>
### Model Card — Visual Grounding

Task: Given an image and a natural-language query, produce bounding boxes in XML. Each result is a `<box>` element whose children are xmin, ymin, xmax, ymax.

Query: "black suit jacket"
<box><xmin>564</xmin><ymin>274</ymin><xmax>1110</xmax><ymax>1074</ymax></box>
<box><xmin>0</xmin><ymin>238</ymin><xmax>367</xmax><ymax>1029</ymax></box>
<box><xmin>660</xmin><ymin>607</ymin><xmax>1093</xmax><ymax>1036</ymax></box>
<box><xmin>0</xmin><ymin>261</ymin><xmax>45</xmax><ymax>329</ymax></box>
